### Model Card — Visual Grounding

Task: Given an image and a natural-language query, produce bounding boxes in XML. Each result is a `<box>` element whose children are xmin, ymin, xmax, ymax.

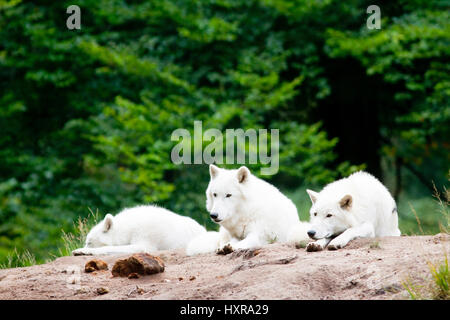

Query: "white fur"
<box><xmin>185</xmin><ymin>231</ymin><xmax>221</xmax><ymax>256</ymax></box>
<box><xmin>186</xmin><ymin>165</ymin><xmax>309</xmax><ymax>255</ymax></box>
<box><xmin>72</xmin><ymin>205</ymin><xmax>206</xmax><ymax>255</ymax></box>
<box><xmin>305</xmin><ymin>171</ymin><xmax>401</xmax><ymax>251</ymax></box>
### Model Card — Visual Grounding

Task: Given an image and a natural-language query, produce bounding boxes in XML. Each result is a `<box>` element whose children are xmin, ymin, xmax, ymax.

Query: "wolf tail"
<box><xmin>287</xmin><ymin>221</ymin><xmax>311</xmax><ymax>244</ymax></box>
<box><xmin>186</xmin><ymin>231</ymin><xmax>221</xmax><ymax>256</ymax></box>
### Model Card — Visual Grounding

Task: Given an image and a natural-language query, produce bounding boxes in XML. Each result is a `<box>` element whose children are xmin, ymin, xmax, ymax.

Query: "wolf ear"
<box><xmin>209</xmin><ymin>164</ymin><xmax>220</xmax><ymax>179</ymax></box>
<box><xmin>339</xmin><ymin>195</ymin><xmax>352</xmax><ymax>210</ymax></box>
<box><xmin>237</xmin><ymin>166</ymin><xmax>250</xmax><ymax>183</ymax></box>
<box><xmin>103</xmin><ymin>213</ymin><xmax>113</xmax><ymax>233</ymax></box>
<box><xmin>306</xmin><ymin>189</ymin><xmax>319</xmax><ymax>204</ymax></box>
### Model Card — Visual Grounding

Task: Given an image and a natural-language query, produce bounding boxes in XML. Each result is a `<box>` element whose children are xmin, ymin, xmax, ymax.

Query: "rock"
<box><xmin>96</xmin><ymin>287</ymin><xmax>109</xmax><ymax>295</ymax></box>
<box><xmin>85</xmin><ymin>259</ymin><xmax>108</xmax><ymax>273</ymax></box>
<box><xmin>111</xmin><ymin>253</ymin><xmax>165</xmax><ymax>277</ymax></box>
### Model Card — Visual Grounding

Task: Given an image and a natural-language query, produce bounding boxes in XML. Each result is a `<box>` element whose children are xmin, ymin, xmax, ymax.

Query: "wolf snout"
<box><xmin>210</xmin><ymin>212</ymin><xmax>221</xmax><ymax>222</ymax></box>
<box><xmin>307</xmin><ymin>230</ymin><xmax>316</xmax><ymax>239</ymax></box>
<box><xmin>210</xmin><ymin>212</ymin><xmax>218</xmax><ymax>219</ymax></box>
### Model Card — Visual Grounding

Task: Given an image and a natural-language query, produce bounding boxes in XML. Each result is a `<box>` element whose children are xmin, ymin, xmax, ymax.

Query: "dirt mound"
<box><xmin>0</xmin><ymin>235</ymin><xmax>448</xmax><ymax>300</ymax></box>
<box><xmin>111</xmin><ymin>253</ymin><xmax>165</xmax><ymax>278</ymax></box>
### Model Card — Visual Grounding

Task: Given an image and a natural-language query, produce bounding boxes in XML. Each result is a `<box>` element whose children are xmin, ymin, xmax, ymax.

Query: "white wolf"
<box><xmin>305</xmin><ymin>171</ymin><xmax>401</xmax><ymax>251</ymax></box>
<box><xmin>72</xmin><ymin>205</ymin><xmax>206</xmax><ymax>255</ymax></box>
<box><xmin>186</xmin><ymin>165</ymin><xmax>310</xmax><ymax>255</ymax></box>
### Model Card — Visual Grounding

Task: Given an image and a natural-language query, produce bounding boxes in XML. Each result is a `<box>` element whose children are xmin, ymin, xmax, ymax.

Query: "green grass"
<box><xmin>398</xmin><ymin>196</ymin><xmax>444</xmax><ymax>235</ymax></box>
<box><xmin>428</xmin><ymin>254</ymin><xmax>449</xmax><ymax>300</ymax></box>
<box><xmin>402</xmin><ymin>184</ymin><xmax>449</xmax><ymax>300</ymax></box>
<box><xmin>369</xmin><ymin>240</ymin><xmax>381</xmax><ymax>249</ymax></box>
<box><xmin>0</xmin><ymin>208</ymin><xmax>100</xmax><ymax>269</ymax></box>
<box><xmin>56</xmin><ymin>208</ymin><xmax>100</xmax><ymax>258</ymax></box>
<box><xmin>403</xmin><ymin>253</ymin><xmax>449</xmax><ymax>300</ymax></box>
<box><xmin>433</xmin><ymin>183</ymin><xmax>449</xmax><ymax>234</ymax></box>
<box><xmin>0</xmin><ymin>248</ymin><xmax>36</xmax><ymax>269</ymax></box>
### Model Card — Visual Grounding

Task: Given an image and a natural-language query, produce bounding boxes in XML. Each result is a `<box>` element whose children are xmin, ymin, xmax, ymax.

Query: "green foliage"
<box><xmin>0</xmin><ymin>0</ymin><xmax>448</xmax><ymax>265</ymax></box>
<box><xmin>326</xmin><ymin>5</ymin><xmax>450</xmax><ymax>187</ymax></box>
<box><xmin>403</xmin><ymin>253</ymin><xmax>449</xmax><ymax>300</ymax></box>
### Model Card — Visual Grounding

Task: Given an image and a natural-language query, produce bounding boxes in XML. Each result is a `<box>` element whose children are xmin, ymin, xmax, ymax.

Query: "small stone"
<box><xmin>96</xmin><ymin>287</ymin><xmax>109</xmax><ymax>295</ymax></box>
<box><xmin>85</xmin><ymin>259</ymin><xmax>108</xmax><ymax>273</ymax></box>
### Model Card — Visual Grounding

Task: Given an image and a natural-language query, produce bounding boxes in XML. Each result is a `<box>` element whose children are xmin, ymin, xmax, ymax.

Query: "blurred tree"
<box><xmin>325</xmin><ymin>0</ymin><xmax>449</xmax><ymax>197</ymax></box>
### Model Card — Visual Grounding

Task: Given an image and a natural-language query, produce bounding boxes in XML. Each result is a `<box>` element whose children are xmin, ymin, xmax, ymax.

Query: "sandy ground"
<box><xmin>0</xmin><ymin>234</ymin><xmax>448</xmax><ymax>300</ymax></box>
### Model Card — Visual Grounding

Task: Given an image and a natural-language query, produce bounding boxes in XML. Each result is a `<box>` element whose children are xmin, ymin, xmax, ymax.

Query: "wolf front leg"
<box><xmin>327</xmin><ymin>222</ymin><xmax>375</xmax><ymax>250</ymax></box>
<box><xmin>218</xmin><ymin>226</ymin><xmax>233</xmax><ymax>248</ymax></box>
<box><xmin>232</xmin><ymin>232</ymin><xmax>262</xmax><ymax>250</ymax></box>
<box><xmin>72</xmin><ymin>243</ymin><xmax>155</xmax><ymax>256</ymax></box>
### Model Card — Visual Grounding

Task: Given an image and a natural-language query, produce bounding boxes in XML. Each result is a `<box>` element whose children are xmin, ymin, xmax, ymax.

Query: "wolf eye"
<box><xmin>213</xmin><ymin>193</ymin><xmax>217</xmax><ymax>197</ymax></box>
<box><xmin>226</xmin><ymin>194</ymin><xmax>232</xmax><ymax>198</ymax></box>
<box><xmin>326</xmin><ymin>214</ymin><xmax>333</xmax><ymax>218</ymax></box>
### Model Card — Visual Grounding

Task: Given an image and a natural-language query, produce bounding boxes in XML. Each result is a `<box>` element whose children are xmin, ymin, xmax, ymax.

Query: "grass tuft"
<box><xmin>427</xmin><ymin>253</ymin><xmax>449</xmax><ymax>300</ymax></box>
<box><xmin>432</xmin><ymin>181</ymin><xmax>449</xmax><ymax>234</ymax></box>
<box><xmin>402</xmin><ymin>179</ymin><xmax>449</xmax><ymax>300</ymax></box>
<box><xmin>403</xmin><ymin>253</ymin><xmax>449</xmax><ymax>300</ymax></box>
<box><xmin>0</xmin><ymin>248</ymin><xmax>36</xmax><ymax>269</ymax></box>
<box><xmin>56</xmin><ymin>207</ymin><xmax>100</xmax><ymax>258</ymax></box>
<box><xmin>369</xmin><ymin>240</ymin><xmax>381</xmax><ymax>249</ymax></box>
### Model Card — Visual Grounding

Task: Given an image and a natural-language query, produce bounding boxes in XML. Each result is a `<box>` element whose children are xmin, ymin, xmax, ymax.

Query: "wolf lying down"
<box><xmin>72</xmin><ymin>166</ymin><xmax>400</xmax><ymax>256</ymax></box>
<box><xmin>304</xmin><ymin>171</ymin><xmax>400</xmax><ymax>251</ymax></box>
<box><xmin>72</xmin><ymin>205</ymin><xmax>206</xmax><ymax>256</ymax></box>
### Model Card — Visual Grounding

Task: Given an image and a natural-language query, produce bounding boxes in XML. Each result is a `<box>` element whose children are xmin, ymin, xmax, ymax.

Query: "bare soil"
<box><xmin>0</xmin><ymin>234</ymin><xmax>448</xmax><ymax>300</ymax></box>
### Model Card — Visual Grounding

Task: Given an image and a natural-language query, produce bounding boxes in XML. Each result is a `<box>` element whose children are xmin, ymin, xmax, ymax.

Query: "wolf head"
<box><xmin>205</xmin><ymin>164</ymin><xmax>250</xmax><ymax>224</ymax></box>
<box><xmin>83</xmin><ymin>213</ymin><xmax>115</xmax><ymax>248</ymax></box>
<box><xmin>305</xmin><ymin>189</ymin><xmax>353</xmax><ymax>240</ymax></box>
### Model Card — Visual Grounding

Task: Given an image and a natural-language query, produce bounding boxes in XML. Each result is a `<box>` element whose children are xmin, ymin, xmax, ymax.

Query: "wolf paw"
<box><xmin>72</xmin><ymin>248</ymin><xmax>93</xmax><ymax>256</ymax></box>
<box><xmin>216</xmin><ymin>244</ymin><xmax>234</xmax><ymax>255</ymax></box>
<box><xmin>306</xmin><ymin>242</ymin><xmax>323</xmax><ymax>252</ymax></box>
<box><xmin>327</xmin><ymin>238</ymin><xmax>348</xmax><ymax>250</ymax></box>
